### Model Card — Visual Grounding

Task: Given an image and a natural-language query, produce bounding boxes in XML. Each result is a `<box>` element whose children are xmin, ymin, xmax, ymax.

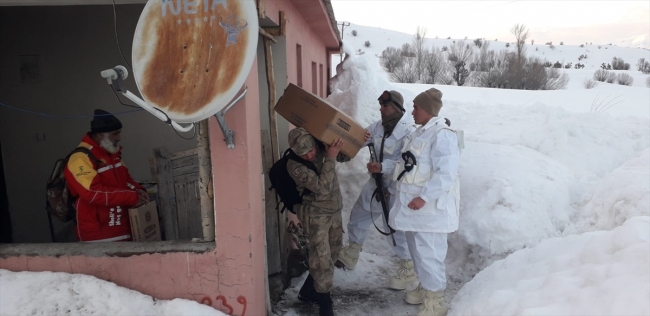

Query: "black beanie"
<box><xmin>90</xmin><ymin>109</ymin><xmax>122</xmax><ymax>134</ymax></box>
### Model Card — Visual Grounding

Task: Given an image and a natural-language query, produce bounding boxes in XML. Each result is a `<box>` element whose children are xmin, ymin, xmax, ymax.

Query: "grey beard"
<box><xmin>100</xmin><ymin>134</ymin><xmax>119</xmax><ymax>154</ymax></box>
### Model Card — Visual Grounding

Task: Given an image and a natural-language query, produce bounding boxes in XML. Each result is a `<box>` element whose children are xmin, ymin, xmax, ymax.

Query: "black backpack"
<box><xmin>46</xmin><ymin>147</ymin><xmax>99</xmax><ymax>222</ymax></box>
<box><xmin>269</xmin><ymin>148</ymin><xmax>319</xmax><ymax>214</ymax></box>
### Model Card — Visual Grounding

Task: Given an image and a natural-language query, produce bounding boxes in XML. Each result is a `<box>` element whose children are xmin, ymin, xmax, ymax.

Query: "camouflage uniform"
<box><xmin>287</xmin><ymin>128</ymin><xmax>349</xmax><ymax>293</ymax></box>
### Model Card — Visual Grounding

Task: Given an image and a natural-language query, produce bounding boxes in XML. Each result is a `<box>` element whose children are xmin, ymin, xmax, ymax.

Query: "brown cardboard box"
<box><xmin>129</xmin><ymin>202</ymin><xmax>161</xmax><ymax>242</ymax></box>
<box><xmin>274</xmin><ymin>83</ymin><xmax>366</xmax><ymax>158</ymax></box>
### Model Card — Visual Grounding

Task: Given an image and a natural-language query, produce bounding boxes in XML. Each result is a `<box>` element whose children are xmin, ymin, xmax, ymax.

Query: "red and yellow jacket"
<box><xmin>64</xmin><ymin>134</ymin><xmax>143</xmax><ymax>242</ymax></box>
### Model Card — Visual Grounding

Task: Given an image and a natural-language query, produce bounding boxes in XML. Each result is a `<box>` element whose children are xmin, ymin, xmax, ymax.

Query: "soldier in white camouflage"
<box><xmin>287</xmin><ymin>127</ymin><xmax>349</xmax><ymax>316</ymax></box>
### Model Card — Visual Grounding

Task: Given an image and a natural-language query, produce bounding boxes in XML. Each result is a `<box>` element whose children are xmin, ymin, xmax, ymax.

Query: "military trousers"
<box><xmin>307</xmin><ymin>211</ymin><xmax>343</xmax><ymax>293</ymax></box>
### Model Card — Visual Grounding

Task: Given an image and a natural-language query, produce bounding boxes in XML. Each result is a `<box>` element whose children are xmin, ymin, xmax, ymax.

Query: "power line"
<box><xmin>0</xmin><ymin>102</ymin><xmax>143</xmax><ymax>118</ymax></box>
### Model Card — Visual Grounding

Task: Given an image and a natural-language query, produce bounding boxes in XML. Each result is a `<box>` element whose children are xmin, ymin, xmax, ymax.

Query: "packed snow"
<box><xmin>0</xmin><ymin>269</ymin><xmax>225</xmax><ymax>316</ymax></box>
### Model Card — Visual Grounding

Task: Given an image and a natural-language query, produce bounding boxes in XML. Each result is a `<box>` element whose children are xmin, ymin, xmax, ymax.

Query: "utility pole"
<box><xmin>337</xmin><ymin>21</ymin><xmax>350</xmax><ymax>63</ymax></box>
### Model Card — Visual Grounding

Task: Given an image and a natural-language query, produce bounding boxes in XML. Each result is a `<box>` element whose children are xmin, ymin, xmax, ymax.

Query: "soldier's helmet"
<box><xmin>288</xmin><ymin>128</ymin><xmax>315</xmax><ymax>156</ymax></box>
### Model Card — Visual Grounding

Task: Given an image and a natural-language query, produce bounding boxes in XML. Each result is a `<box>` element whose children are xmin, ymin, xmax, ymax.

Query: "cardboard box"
<box><xmin>129</xmin><ymin>202</ymin><xmax>161</xmax><ymax>242</ymax></box>
<box><xmin>274</xmin><ymin>83</ymin><xmax>366</xmax><ymax>158</ymax></box>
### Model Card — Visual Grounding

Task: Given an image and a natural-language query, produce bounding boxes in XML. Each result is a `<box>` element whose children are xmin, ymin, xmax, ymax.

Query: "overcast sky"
<box><xmin>331</xmin><ymin>1</ymin><xmax>650</xmax><ymax>45</ymax></box>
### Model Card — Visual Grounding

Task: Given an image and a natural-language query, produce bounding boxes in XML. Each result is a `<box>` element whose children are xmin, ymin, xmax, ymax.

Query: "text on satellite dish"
<box><xmin>161</xmin><ymin>0</ymin><xmax>228</xmax><ymax>17</ymax></box>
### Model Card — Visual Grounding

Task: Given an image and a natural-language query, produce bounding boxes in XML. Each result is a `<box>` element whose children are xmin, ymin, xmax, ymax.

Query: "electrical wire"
<box><xmin>172</xmin><ymin>122</ymin><xmax>197</xmax><ymax>140</ymax></box>
<box><xmin>110</xmin><ymin>85</ymin><xmax>140</xmax><ymax>108</ymax></box>
<box><xmin>0</xmin><ymin>101</ymin><xmax>143</xmax><ymax>118</ymax></box>
<box><xmin>112</xmin><ymin>0</ymin><xmax>132</xmax><ymax>70</ymax></box>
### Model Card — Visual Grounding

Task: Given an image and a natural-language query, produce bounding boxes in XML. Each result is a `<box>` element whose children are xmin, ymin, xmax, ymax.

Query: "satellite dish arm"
<box><xmin>122</xmin><ymin>91</ymin><xmax>195</xmax><ymax>133</ymax></box>
<box><xmin>100</xmin><ymin>66</ymin><xmax>194</xmax><ymax>133</ymax></box>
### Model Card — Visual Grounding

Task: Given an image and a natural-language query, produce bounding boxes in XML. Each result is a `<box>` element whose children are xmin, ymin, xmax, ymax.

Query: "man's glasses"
<box><xmin>378</xmin><ymin>90</ymin><xmax>404</xmax><ymax>110</ymax></box>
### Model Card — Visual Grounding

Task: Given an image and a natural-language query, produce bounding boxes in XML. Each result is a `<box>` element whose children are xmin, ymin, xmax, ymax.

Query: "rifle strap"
<box><xmin>370</xmin><ymin>188</ymin><xmax>396</xmax><ymax>236</ymax></box>
<box><xmin>379</xmin><ymin>132</ymin><xmax>388</xmax><ymax>163</ymax></box>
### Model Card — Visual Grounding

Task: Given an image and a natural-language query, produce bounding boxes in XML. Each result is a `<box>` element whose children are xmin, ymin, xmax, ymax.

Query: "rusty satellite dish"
<box><xmin>131</xmin><ymin>0</ymin><xmax>258</xmax><ymax>123</ymax></box>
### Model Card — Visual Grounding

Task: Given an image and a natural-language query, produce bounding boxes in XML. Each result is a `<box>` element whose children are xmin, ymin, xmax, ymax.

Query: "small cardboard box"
<box><xmin>129</xmin><ymin>202</ymin><xmax>161</xmax><ymax>242</ymax></box>
<box><xmin>274</xmin><ymin>83</ymin><xmax>366</xmax><ymax>158</ymax></box>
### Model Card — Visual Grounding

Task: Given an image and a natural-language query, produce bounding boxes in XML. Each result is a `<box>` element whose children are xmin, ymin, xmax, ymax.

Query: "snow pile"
<box><xmin>0</xmin><ymin>269</ymin><xmax>224</xmax><ymax>316</ymax></box>
<box><xmin>578</xmin><ymin>149</ymin><xmax>650</xmax><ymax>231</ymax></box>
<box><xmin>449</xmin><ymin>216</ymin><xmax>650</xmax><ymax>316</ymax></box>
<box><xmin>455</xmin><ymin>142</ymin><xmax>575</xmax><ymax>256</ymax></box>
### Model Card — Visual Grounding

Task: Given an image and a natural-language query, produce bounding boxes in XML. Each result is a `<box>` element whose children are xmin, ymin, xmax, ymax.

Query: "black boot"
<box><xmin>316</xmin><ymin>291</ymin><xmax>333</xmax><ymax>316</ymax></box>
<box><xmin>298</xmin><ymin>274</ymin><xmax>318</xmax><ymax>304</ymax></box>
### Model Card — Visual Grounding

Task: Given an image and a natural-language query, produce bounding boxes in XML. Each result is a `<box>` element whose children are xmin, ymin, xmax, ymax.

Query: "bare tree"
<box><xmin>380</xmin><ymin>47</ymin><xmax>403</xmax><ymax>73</ymax></box>
<box><xmin>392</xmin><ymin>56</ymin><xmax>419</xmax><ymax>83</ymax></box>
<box><xmin>448</xmin><ymin>40</ymin><xmax>473</xmax><ymax>86</ymax></box>
<box><xmin>421</xmin><ymin>47</ymin><xmax>449</xmax><ymax>84</ymax></box>
<box><xmin>510</xmin><ymin>23</ymin><xmax>529</xmax><ymax>62</ymax></box>
<box><xmin>413</xmin><ymin>26</ymin><xmax>428</xmax><ymax>81</ymax></box>
<box><xmin>476</xmin><ymin>40</ymin><xmax>492</xmax><ymax>71</ymax></box>
<box><xmin>401</xmin><ymin>43</ymin><xmax>415</xmax><ymax>57</ymax></box>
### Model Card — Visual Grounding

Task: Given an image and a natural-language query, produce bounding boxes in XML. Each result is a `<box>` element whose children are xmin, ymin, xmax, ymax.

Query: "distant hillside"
<box><xmin>337</xmin><ymin>23</ymin><xmax>650</xmax><ymax>71</ymax></box>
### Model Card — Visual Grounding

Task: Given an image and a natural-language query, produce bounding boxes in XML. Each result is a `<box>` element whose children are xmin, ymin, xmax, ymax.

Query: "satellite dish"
<box><xmin>131</xmin><ymin>0</ymin><xmax>259</xmax><ymax>123</ymax></box>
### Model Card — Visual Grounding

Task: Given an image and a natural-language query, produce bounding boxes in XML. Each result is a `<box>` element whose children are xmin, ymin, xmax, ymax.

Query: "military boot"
<box><xmin>298</xmin><ymin>274</ymin><xmax>318</xmax><ymax>304</ymax></box>
<box><xmin>388</xmin><ymin>259</ymin><xmax>417</xmax><ymax>290</ymax></box>
<box><xmin>405</xmin><ymin>282</ymin><xmax>426</xmax><ymax>305</ymax></box>
<box><xmin>336</xmin><ymin>242</ymin><xmax>362</xmax><ymax>270</ymax></box>
<box><xmin>417</xmin><ymin>290</ymin><xmax>448</xmax><ymax>316</ymax></box>
<box><xmin>315</xmin><ymin>291</ymin><xmax>334</xmax><ymax>316</ymax></box>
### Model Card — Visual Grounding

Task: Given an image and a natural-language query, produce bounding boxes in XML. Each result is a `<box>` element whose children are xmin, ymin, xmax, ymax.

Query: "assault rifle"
<box><xmin>368</xmin><ymin>143</ymin><xmax>396</xmax><ymax>246</ymax></box>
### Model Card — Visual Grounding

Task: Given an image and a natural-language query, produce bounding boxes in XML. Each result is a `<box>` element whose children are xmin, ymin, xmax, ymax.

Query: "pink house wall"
<box><xmin>0</xmin><ymin>61</ymin><xmax>266</xmax><ymax>316</ymax></box>
<box><xmin>264</xmin><ymin>0</ymin><xmax>339</xmax><ymax>95</ymax></box>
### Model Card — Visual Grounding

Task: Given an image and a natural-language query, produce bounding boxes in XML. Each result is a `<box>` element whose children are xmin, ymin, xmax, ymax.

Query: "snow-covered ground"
<box><xmin>275</xmin><ymin>24</ymin><xmax>650</xmax><ymax>316</ymax></box>
<box><xmin>3</xmin><ymin>23</ymin><xmax>649</xmax><ymax>316</ymax></box>
<box><xmin>0</xmin><ymin>269</ymin><xmax>225</xmax><ymax>316</ymax></box>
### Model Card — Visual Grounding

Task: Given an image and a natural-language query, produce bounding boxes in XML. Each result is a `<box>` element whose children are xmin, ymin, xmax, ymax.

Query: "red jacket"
<box><xmin>64</xmin><ymin>134</ymin><xmax>143</xmax><ymax>242</ymax></box>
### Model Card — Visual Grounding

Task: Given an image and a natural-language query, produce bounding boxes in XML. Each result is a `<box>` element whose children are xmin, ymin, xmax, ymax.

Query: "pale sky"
<box><xmin>331</xmin><ymin>1</ymin><xmax>650</xmax><ymax>45</ymax></box>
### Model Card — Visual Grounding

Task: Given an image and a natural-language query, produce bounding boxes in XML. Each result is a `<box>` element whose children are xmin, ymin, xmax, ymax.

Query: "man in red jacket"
<box><xmin>64</xmin><ymin>109</ymin><xmax>148</xmax><ymax>242</ymax></box>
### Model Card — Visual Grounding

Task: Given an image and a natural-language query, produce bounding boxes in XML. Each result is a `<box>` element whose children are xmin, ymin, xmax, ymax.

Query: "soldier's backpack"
<box><xmin>46</xmin><ymin>147</ymin><xmax>98</xmax><ymax>222</ymax></box>
<box><xmin>268</xmin><ymin>148</ymin><xmax>319</xmax><ymax>214</ymax></box>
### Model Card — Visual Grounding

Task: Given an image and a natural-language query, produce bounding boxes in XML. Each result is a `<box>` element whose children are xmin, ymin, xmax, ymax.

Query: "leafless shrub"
<box><xmin>637</xmin><ymin>58</ymin><xmax>650</xmax><ymax>74</ymax></box>
<box><xmin>351</xmin><ymin>30</ymin><xmax>357</xmax><ymax>36</ymax></box>
<box><xmin>616</xmin><ymin>73</ymin><xmax>634</xmax><ymax>86</ymax></box>
<box><xmin>646</xmin><ymin>76</ymin><xmax>650</xmax><ymax>88</ymax></box>
<box><xmin>364</xmin><ymin>41</ymin><xmax>370</xmax><ymax>47</ymax></box>
<box><xmin>475</xmin><ymin>53</ymin><xmax>567</xmax><ymax>90</ymax></box>
<box><xmin>593</xmin><ymin>69</ymin><xmax>609</xmax><ymax>82</ymax></box>
<box><xmin>421</xmin><ymin>47</ymin><xmax>450</xmax><ymax>84</ymax></box>
<box><xmin>606</xmin><ymin>72</ymin><xmax>617</xmax><ymax>83</ymax></box>
<box><xmin>391</xmin><ymin>56</ymin><xmax>419</xmax><ymax>83</ymax></box>
<box><xmin>611</xmin><ymin>57</ymin><xmax>630</xmax><ymax>70</ymax></box>
<box><xmin>582</xmin><ymin>78</ymin><xmax>598</xmax><ymax>89</ymax></box>
<box><xmin>380</xmin><ymin>47</ymin><xmax>402</xmax><ymax>73</ymax></box>
<box><xmin>545</xmin><ymin>67</ymin><xmax>569</xmax><ymax>90</ymax></box>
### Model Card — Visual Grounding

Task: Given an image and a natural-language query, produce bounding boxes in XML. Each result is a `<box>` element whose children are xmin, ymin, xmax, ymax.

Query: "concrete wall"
<box><xmin>0</xmin><ymin>5</ymin><xmax>196</xmax><ymax>243</ymax></box>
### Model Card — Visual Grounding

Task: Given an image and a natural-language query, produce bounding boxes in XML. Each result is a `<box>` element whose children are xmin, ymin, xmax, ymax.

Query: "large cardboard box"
<box><xmin>129</xmin><ymin>202</ymin><xmax>161</xmax><ymax>242</ymax></box>
<box><xmin>274</xmin><ymin>83</ymin><xmax>366</xmax><ymax>158</ymax></box>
